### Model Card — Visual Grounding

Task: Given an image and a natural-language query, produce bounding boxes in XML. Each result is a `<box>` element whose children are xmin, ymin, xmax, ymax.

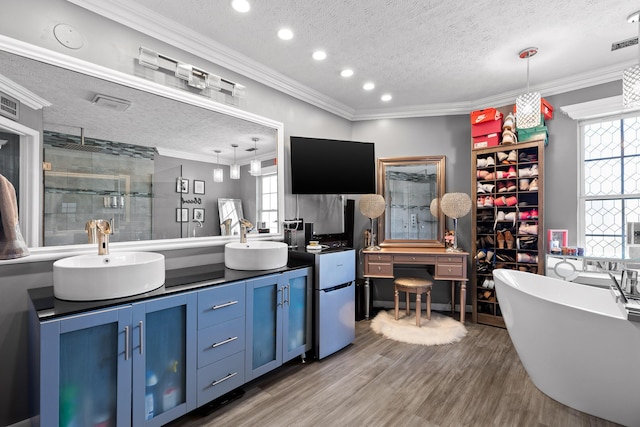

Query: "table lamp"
<box><xmin>440</xmin><ymin>192</ymin><xmax>471</xmax><ymax>252</ymax></box>
<box><xmin>359</xmin><ymin>194</ymin><xmax>386</xmax><ymax>250</ymax></box>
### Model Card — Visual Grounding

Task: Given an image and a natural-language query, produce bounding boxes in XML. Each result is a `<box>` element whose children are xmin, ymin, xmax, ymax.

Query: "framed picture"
<box><xmin>176</xmin><ymin>178</ymin><xmax>189</xmax><ymax>193</ymax></box>
<box><xmin>193</xmin><ymin>180</ymin><xmax>205</xmax><ymax>195</ymax></box>
<box><xmin>193</xmin><ymin>208</ymin><xmax>205</xmax><ymax>222</ymax></box>
<box><xmin>547</xmin><ymin>229</ymin><xmax>568</xmax><ymax>254</ymax></box>
<box><xmin>176</xmin><ymin>208</ymin><xmax>188</xmax><ymax>223</ymax></box>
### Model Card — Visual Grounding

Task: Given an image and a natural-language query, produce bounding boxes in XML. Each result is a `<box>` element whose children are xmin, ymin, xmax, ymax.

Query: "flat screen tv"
<box><xmin>290</xmin><ymin>136</ymin><xmax>376</xmax><ymax>194</ymax></box>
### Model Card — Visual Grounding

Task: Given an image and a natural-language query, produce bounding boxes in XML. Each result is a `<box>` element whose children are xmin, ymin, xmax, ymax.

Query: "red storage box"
<box><xmin>471</xmin><ymin>118</ymin><xmax>503</xmax><ymax>137</ymax></box>
<box><xmin>473</xmin><ymin>133</ymin><xmax>500</xmax><ymax>149</ymax></box>
<box><xmin>471</xmin><ymin>108</ymin><xmax>502</xmax><ymax>124</ymax></box>
<box><xmin>513</xmin><ymin>98</ymin><xmax>553</xmax><ymax>120</ymax></box>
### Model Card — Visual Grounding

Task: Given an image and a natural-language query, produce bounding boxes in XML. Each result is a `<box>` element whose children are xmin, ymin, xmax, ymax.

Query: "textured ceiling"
<box><xmin>115</xmin><ymin>0</ymin><xmax>638</xmax><ymax>117</ymax></box>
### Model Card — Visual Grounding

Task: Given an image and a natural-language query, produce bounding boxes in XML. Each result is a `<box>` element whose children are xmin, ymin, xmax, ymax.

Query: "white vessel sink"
<box><xmin>53</xmin><ymin>252</ymin><xmax>165</xmax><ymax>301</ymax></box>
<box><xmin>225</xmin><ymin>241</ymin><xmax>288</xmax><ymax>271</ymax></box>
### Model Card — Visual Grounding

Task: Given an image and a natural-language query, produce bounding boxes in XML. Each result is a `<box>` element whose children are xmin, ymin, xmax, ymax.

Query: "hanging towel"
<box><xmin>0</xmin><ymin>173</ymin><xmax>29</xmax><ymax>259</ymax></box>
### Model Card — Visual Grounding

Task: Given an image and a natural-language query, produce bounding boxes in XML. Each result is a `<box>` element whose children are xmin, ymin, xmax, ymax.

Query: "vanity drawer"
<box><xmin>365</xmin><ymin>262</ymin><xmax>393</xmax><ymax>278</ymax></box>
<box><xmin>436</xmin><ymin>255</ymin><xmax>464</xmax><ymax>265</ymax></box>
<box><xmin>196</xmin><ymin>351</ymin><xmax>245</xmax><ymax>407</ymax></box>
<box><xmin>197</xmin><ymin>317</ymin><xmax>245</xmax><ymax>368</ymax></box>
<box><xmin>198</xmin><ymin>281</ymin><xmax>245</xmax><ymax>329</ymax></box>
<box><xmin>394</xmin><ymin>254</ymin><xmax>436</xmax><ymax>264</ymax></box>
<box><xmin>435</xmin><ymin>264</ymin><xmax>465</xmax><ymax>279</ymax></box>
<box><xmin>365</xmin><ymin>254</ymin><xmax>392</xmax><ymax>263</ymax></box>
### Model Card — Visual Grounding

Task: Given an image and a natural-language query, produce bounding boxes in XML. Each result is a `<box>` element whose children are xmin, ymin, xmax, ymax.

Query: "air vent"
<box><xmin>0</xmin><ymin>91</ymin><xmax>19</xmax><ymax>121</ymax></box>
<box><xmin>91</xmin><ymin>94</ymin><xmax>131</xmax><ymax>112</ymax></box>
<box><xmin>612</xmin><ymin>36</ymin><xmax>639</xmax><ymax>51</ymax></box>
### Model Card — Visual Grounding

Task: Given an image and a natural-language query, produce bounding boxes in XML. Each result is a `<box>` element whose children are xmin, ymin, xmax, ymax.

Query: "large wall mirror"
<box><xmin>0</xmin><ymin>40</ymin><xmax>284</xmax><ymax>255</ymax></box>
<box><xmin>377</xmin><ymin>156</ymin><xmax>446</xmax><ymax>247</ymax></box>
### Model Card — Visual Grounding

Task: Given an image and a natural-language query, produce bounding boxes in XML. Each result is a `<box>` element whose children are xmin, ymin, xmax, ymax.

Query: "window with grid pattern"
<box><xmin>580</xmin><ymin>114</ymin><xmax>640</xmax><ymax>257</ymax></box>
<box><xmin>259</xmin><ymin>172</ymin><xmax>278</xmax><ymax>233</ymax></box>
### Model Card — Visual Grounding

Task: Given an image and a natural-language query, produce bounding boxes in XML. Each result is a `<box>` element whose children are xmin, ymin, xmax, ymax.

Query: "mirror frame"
<box><xmin>0</xmin><ymin>36</ymin><xmax>285</xmax><ymax>262</ymax></box>
<box><xmin>377</xmin><ymin>155</ymin><xmax>446</xmax><ymax>248</ymax></box>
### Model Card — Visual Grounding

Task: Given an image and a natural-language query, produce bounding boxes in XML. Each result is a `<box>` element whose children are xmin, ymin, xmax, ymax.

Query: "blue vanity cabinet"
<box><xmin>33</xmin><ymin>292</ymin><xmax>197</xmax><ymax>427</ymax></box>
<box><xmin>195</xmin><ymin>281</ymin><xmax>246</xmax><ymax>406</ymax></box>
<box><xmin>37</xmin><ymin>305</ymin><xmax>134</xmax><ymax>427</ymax></box>
<box><xmin>131</xmin><ymin>292</ymin><xmax>197</xmax><ymax>427</ymax></box>
<box><xmin>245</xmin><ymin>267</ymin><xmax>312</xmax><ymax>381</ymax></box>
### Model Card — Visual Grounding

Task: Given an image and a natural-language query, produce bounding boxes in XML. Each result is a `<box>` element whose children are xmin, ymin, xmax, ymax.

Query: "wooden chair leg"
<box><xmin>394</xmin><ymin>287</ymin><xmax>399</xmax><ymax>320</ymax></box>
<box><xmin>415</xmin><ymin>292</ymin><xmax>421</xmax><ymax>327</ymax></box>
<box><xmin>427</xmin><ymin>288</ymin><xmax>432</xmax><ymax>320</ymax></box>
<box><xmin>405</xmin><ymin>292</ymin><xmax>410</xmax><ymax>316</ymax></box>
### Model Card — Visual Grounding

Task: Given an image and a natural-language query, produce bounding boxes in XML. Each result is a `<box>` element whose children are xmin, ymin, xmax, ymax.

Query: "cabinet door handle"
<box><xmin>124</xmin><ymin>325</ymin><xmax>130</xmax><ymax>361</ymax></box>
<box><xmin>211</xmin><ymin>336</ymin><xmax>238</xmax><ymax>348</ymax></box>
<box><xmin>212</xmin><ymin>300</ymin><xmax>239</xmax><ymax>310</ymax></box>
<box><xmin>209</xmin><ymin>372</ymin><xmax>237</xmax><ymax>388</ymax></box>
<box><xmin>139</xmin><ymin>320</ymin><xmax>144</xmax><ymax>355</ymax></box>
<box><xmin>278</xmin><ymin>286</ymin><xmax>284</xmax><ymax>307</ymax></box>
<box><xmin>284</xmin><ymin>285</ymin><xmax>290</xmax><ymax>305</ymax></box>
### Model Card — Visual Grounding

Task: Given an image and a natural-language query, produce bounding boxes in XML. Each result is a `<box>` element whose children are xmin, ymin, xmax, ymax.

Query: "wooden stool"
<box><xmin>394</xmin><ymin>277</ymin><xmax>433</xmax><ymax>327</ymax></box>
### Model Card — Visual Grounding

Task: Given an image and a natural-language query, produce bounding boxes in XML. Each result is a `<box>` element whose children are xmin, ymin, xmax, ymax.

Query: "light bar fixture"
<box><xmin>623</xmin><ymin>10</ymin><xmax>640</xmax><ymax>108</ymax></box>
<box><xmin>138</xmin><ymin>46</ymin><xmax>245</xmax><ymax>98</ymax></box>
<box><xmin>230</xmin><ymin>144</ymin><xmax>240</xmax><ymax>180</ymax></box>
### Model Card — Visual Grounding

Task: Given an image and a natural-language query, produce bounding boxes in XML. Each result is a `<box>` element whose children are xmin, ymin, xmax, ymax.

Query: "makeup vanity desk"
<box><xmin>362</xmin><ymin>247</ymin><xmax>469</xmax><ymax>323</ymax></box>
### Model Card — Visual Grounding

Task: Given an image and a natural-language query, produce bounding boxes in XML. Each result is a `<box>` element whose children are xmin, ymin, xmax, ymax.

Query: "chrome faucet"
<box><xmin>191</xmin><ymin>219</ymin><xmax>203</xmax><ymax>237</ymax></box>
<box><xmin>86</xmin><ymin>219</ymin><xmax>112</xmax><ymax>255</ymax></box>
<box><xmin>239</xmin><ymin>218</ymin><xmax>253</xmax><ymax>243</ymax></box>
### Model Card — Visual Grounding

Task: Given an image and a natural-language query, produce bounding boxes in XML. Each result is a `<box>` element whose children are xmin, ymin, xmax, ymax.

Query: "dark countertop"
<box><xmin>29</xmin><ymin>258</ymin><xmax>312</xmax><ymax>321</ymax></box>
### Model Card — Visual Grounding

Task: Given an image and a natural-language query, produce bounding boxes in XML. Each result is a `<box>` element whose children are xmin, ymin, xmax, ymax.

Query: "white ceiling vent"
<box><xmin>91</xmin><ymin>94</ymin><xmax>131</xmax><ymax>112</ymax></box>
<box><xmin>0</xmin><ymin>91</ymin><xmax>19</xmax><ymax>121</ymax></box>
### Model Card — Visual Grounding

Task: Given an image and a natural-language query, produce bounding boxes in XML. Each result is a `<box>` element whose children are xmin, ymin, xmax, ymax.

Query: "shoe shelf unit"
<box><xmin>471</xmin><ymin>139</ymin><xmax>545</xmax><ymax>328</ymax></box>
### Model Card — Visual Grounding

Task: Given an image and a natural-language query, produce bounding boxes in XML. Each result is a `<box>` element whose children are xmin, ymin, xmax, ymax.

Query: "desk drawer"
<box><xmin>196</xmin><ymin>351</ymin><xmax>245</xmax><ymax>407</ymax></box>
<box><xmin>436</xmin><ymin>255</ymin><xmax>464</xmax><ymax>265</ymax></box>
<box><xmin>197</xmin><ymin>317</ymin><xmax>245</xmax><ymax>368</ymax></box>
<box><xmin>365</xmin><ymin>254</ymin><xmax>392</xmax><ymax>263</ymax></box>
<box><xmin>394</xmin><ymin>254</ymin><xmax>436</xmax><ymax>264</ymax></box>
<box><xmin>365</xmin><ymin>262</ymin><xmax>393</xmax><ymax>277</ymax></box>
<box><xmin>436</xmin><ymin>264</ymin><xmax>465</xmax><ymax>279</ymax></box>
<box><xmin>198</xmin><ymin>281</ymin><xmax>245</xmax><ymax>329</ymax></box>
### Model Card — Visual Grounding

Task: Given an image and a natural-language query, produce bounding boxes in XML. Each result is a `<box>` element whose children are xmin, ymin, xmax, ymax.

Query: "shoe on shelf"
<box><xmin>506</xmin><ymin>180</ymin><xmax>517</xmax><ymax>192</ymax></box>
<box><xmin>530</xmin><ymin>164</ymin><xmax>539</xmax><ymax>176</ymax></box>
<box><xmin>502</xmin><ymin>129</ymin><xmax>517</xmax><ymax>145</ymax></box>
<box><xmin>493</xmin><ymin>196</ymin><xmax>506</xmax><ymax>207</ymax></box>
<box><xmin>496</xmin><ymin>211</ymin><xmax>506</xmax><ymax>221</ymax></box>
<box><xmin>518</xmin><ymin>167</ymin><xmax>531</xmax><ymax>177</ymax></box>
<box><xmin>504</xmin><ymin>212</ymin><xmax>516</xmax><ymax>223</ymax></box>
<box><xmin>519</xmin><ymin>210</ymin><xmax>531</xmax><ymax>220</ymax></box>
<box><xmin>529</xmin><ymin>178</ymin><xmax>539</xmax><ymax>191</ymax></box>
<box><xmin>497</xmin><ymin>230</ymin><xmax>505</xmax><ymax>249</ymax></box>
<box><xmin>476</xmin><ymin>249</ymin><xmax>486</xmax><ymax>260</ymax></box>
<box><xmin>519</xmin><ymin>179</ymin><xmax>530</xmax><ymax>191</ymax></box>
<box><xmin>531</xmin><ymin>208</ymin><xmax>539</xmax><ymax>219</ymax></box>
<box><xmin>477</xmin><ymin>196</ymin><xmax>485</xmax><ymax>206</ymax></box>
<box><xmin>483</xmin><ymin>196</ymin><xmax>494</xmax><ymax>207</ymax></box>
<box><xmin>503</xmin><ymin>112</ymin><xmax>515</xmax><ymax>131</ymax></box>
<box><xmin>477</xmin><ymin>158</ymin><xmax>487</xmax><ymax>168</ymax></box>
<box><xmin>504</xmin><ymin>230</ymin><xmax>515</xmax><ymax>249</ymax></box>
<box><xmin>482</xmin><ymin>183</ymin><xmax>495</xmax><ymax>193</ymax></box>
<box><xmin>485</xmin><ymin>172</ymin><xmax>496</xmax><ymax>180</ymax></box>
<box><xmin>508</xmin><ymin>166</ymin><xmax>517</xmax><ymax>178</ymax></box>
<box><xmin>477</xmin><ymin>169</ymin><xmax>490</xmax><ymax>179</ymax></box>
<box><xmin>477</xmin><ymin>182</ymin><xmax>486</xmax><ymax>194</ymax></box>
<box><xmin>485</xmin><ymin>156</ymin><xmax>495</xmax><ymax>167</ymax></box>
<box><xmin>505</xmin><ymin>196</ymin><xmax>518</xmax><ymax>206</ymax></box>
<box><xmin>497</xmin><ymin>182</ymin><xmax>507</xmax><ymax>193</ymax></box>
<box><xmin>497</xmin><ymin>151</ymin><xmax>509</xmax><ymax>162</ymax></box>
<box><xmin>486</xmin><ymin>250</ymin><xmax>494</xmax><ymax>262</ymax></box>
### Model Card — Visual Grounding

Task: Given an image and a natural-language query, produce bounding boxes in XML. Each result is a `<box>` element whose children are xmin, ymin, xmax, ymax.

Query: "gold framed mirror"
<box><xmin>377</xmin><ymin>156</ymin><xmax>446</xmax><ymax>247</ymax></box>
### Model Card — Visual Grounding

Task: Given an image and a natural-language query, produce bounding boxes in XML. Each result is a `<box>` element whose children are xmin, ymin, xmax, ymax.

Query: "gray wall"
<box><xmin>0</xmin><ymin>0</ymin><xmax>625</xmax><ymax>424</ymax></box>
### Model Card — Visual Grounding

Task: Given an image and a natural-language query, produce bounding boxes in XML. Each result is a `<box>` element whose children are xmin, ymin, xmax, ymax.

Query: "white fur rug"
<box><xmin>370</xmin><ymin>310</ymin><xmax>467</xmax><ymax>346</ymax></box>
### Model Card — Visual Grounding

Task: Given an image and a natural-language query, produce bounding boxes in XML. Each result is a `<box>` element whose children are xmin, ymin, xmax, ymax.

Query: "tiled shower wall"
<box><xmin>43</xmin><ymin>131</ymin><xmax>155</xmax><ymax>246</ymax></box>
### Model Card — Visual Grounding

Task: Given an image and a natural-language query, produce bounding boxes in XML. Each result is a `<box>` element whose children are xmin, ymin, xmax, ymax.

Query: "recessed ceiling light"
<box><xmin>363</xmin><ymin>82</ymin><xmax>375</xmax><ymax>91</ymax></box>
<box><xmin>340</xmin><ymin>69</ymin><xmax>354</xmax><ymax>77</ymax></box>
<box><xmin>381</xmin><ymin>94</ymin><xmax>392</xmax><ymax>102</ymax></box>
<box><xmin>278</xmin><ymin>28</ymin><xmax>293</xmax><ymax>40</ymax></box>
<box><xmin>231</xmin><ymin>0</ymin><xmax>250</xmax><ymax>13</ymax></box>
<box><xmin>312</xmin><ymin>50</ymin><xmax>327</xmax><ymax>61</ymax></box>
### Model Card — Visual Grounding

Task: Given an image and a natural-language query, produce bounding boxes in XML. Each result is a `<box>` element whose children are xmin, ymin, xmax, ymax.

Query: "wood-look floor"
<box><xmin>169</xmin><ymin>312</ymin><xmax>620</xmax><ymax>427</ymax></box>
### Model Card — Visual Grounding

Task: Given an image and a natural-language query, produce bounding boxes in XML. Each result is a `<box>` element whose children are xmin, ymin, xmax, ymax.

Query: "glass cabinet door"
<box><xmin>132</xmin><ymin>292</ymin><xmax>196</xmax><ymax>426</ymax></box>
<box><xmin>283</xmin><ymin>267</ymin><xmax>311</xmax><ymax>362</ymax></box>
<box><xmin>50</xmin><ymin>306</ymin><xmax>132</xmax><ymax>427</ymax></box>
<box><xmin>245</xmin><ymin>274</ymin><xmax>284</xmax><ymax>380</ymax></box>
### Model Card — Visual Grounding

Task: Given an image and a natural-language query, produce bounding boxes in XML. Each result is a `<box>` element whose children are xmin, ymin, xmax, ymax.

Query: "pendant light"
<box><xmin>230</xmin><ymin>144</ymin><xmax>240</xmax><ymax>180</ymax></box>
<box><xmin>623</xmin><ymin>11</ymin><xmax>640</xmax><ymax>108</ymax></box>
<box><xmin>250</xmin><ymin>137</ymin><xmax>261</xmax><ymax>176</ymax></box>
<box><xmin>515</xmin><ymin>47</ymin><xmax>541</xmax><ymax>129</ymax></box>
<box><xmin>213</xmin><ymin>149</ymin><xmax>223</xmax><ymax>183</ymax></box>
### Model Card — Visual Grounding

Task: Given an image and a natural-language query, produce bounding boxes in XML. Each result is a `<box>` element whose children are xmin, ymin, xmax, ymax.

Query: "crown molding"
<box><xmin>0</xmin><ymin>74</ymin><xmax>51</xmax><ymax>110</ymax></box>
<box><xmin>66</xmin><ymin>0</ymin><xmax>636</xmax><ymax>121</ymax></box>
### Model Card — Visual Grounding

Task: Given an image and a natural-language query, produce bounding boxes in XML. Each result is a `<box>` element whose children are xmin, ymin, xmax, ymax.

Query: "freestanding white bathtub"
<box><xmin>493</xmin><ymin>269</ymin><xmax>640</xmax><ymax>426</ymax></box>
